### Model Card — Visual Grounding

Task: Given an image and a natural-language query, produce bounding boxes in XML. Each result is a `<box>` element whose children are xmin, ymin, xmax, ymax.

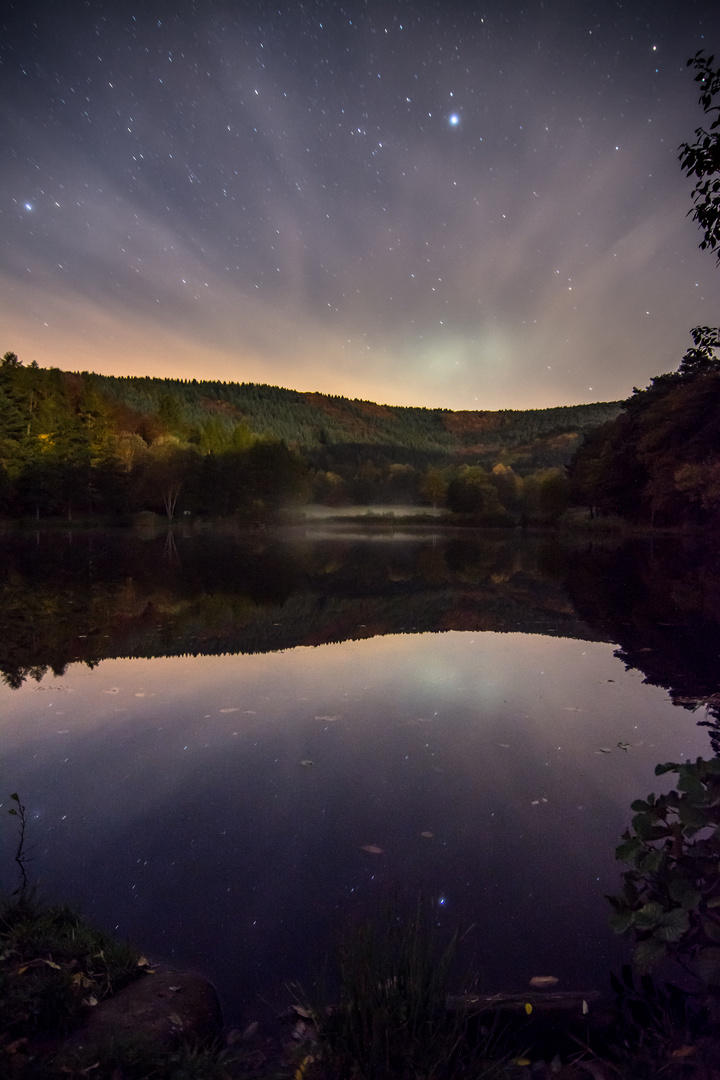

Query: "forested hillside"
<box><xmin>0</xmin><ymin>351</ymin><xmax>621</xmax><ymax>522</ymax></box>
<box><xmin>569</xmin><ymin>329</ymin><xmax>720</xmax><ymax>528</ymax></box>
<box><xmin>92</xmin><ymin>371</ymin><xmax>618</xmax><ymax>459</ymax></box>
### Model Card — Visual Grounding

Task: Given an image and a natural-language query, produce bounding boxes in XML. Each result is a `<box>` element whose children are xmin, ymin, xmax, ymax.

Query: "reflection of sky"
<box><xmin>0</xmin><ymin>632</ymin><xmax>709</xmax><ymax>1023</ymax></box>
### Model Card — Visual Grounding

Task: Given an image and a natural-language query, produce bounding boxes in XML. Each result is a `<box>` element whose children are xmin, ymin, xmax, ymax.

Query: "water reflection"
<box><xmin>0</xmin><ymin>629</ymin><xmax>710</xmax><ymax>1025</ymax></box>
<box><xmin>1</xmin><ymin>528</ymin><xmax>719</xmax><ymax>1026</ymax></box>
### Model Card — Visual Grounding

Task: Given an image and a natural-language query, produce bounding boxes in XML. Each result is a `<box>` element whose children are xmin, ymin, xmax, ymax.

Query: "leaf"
<box><xmin>700</xmin><ymin>916</ymin><xmax>720</xmax><ymax>943</ymax></box>
<box><xmin>609</xmin><ymin>911</ymin><xmax>634</xmax><ymax>934</ymax></box>
<box><xmin>632</xmin><ymin>902</ymin><xmax>664</xmax><ymax>930</ymax></box>
<box><xmin>692</xmin><ymin>947</ymin><xmax>720</xmax><ymax>985</ymax></box>
<box><xmin>678</xmin><ymin>772</ymin><xmax>707</xmax><ymax>801</ymax></box>
<box><xmin>137</xmin><ymin>956</ymin><xmax>149</xmax><ymax>967</ymax></box>
<box><xmin>300</xmin><ymin>760</ymin><xmax>314</xmax><ymax>767</ymax></box>
<box><xmin>615</xmin><ymin>836</ymin><xmax>643</xmax><ymax>863</ymax></box>
<box><xmin>632</xmin><ymin>812</ymin><xmax>668</xmax><ymax>842</ymax></box>
<box><xmin>668</xmin><ymin>878</ymin><xmax>700</xmax><ymax>907</ymax></box>
<box><xmin>678</xmin><ymin>801</ymin><xmax>711</xmax><ymax>829</ymax></box>
<box><xmin>420</xmin><ymin>831</ymin><xmax>434</xmax><ymax>838</ymax></box>
<box><xmin>83</xmin><ymin>994</ymin><xmax>99</xmax><ymax>1007</ymax></box>
<box><xmin>638</xmin><ymin>848</ymin><xmax>664</xmax><ymax>873</ymax></box>
<box><xmin>656</xmin><ymin>908</ymin><xmax>690</xmax><ymax>942</ymax></box>
<box><xmin>361</xmin><ymin>844</ymin><xmax>384</xmax><ymax>854</ymax></box>
<box><xmin>633</xmin><ymin>939</ymin><xmax>667</xmax><ymax>973</ymax></box>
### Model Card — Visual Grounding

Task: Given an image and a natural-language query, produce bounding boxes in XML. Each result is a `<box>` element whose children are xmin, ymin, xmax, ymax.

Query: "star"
<box><xmin>448</xmin><ymin>113</ymin><xmax>460</xmax><ymax>127</ymax></box>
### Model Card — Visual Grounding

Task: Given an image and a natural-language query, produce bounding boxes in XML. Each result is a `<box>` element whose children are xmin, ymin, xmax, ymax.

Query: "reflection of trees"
<box><xmin>4</xmin><ymin>530</ymin><xmax>719</xmax><ymax>704</ymax></box>
<box><xmin>565</xmin><ymin>538</ymin><xmax>720</xmax><ymax>748</ymax></box>
<box><xmin>0</xmin><ymin>532</ymin><xmax>603</xmax><ymax>689</ymax></box>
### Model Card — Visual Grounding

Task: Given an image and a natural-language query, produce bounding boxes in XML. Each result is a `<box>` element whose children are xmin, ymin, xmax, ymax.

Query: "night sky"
<box><xmin>1</xmin><ymin>1</ymin><xmax>718</xmax><ymax>410</ymax></box>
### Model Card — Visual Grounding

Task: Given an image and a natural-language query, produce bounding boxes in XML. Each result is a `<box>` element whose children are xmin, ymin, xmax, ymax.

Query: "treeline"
<box><xmin>93</xmin><ymin>370</ymin><xmax>619</xmax><ymax>459</ymax></box>
<box><xmin>0</xmin><ymin>350</ymin><xmax>620</xmax><ymax>523</ymax></box>
<box><xmin>569</xmin><ymin>330</ymin><xmax>720</xmax><ymax>529</ymax></box>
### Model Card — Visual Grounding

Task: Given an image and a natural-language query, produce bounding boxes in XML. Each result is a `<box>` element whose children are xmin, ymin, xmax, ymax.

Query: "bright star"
<box><xmin>24</xmin><ymin>203</ymin><xmax>33</xmax><ymax>211</ymax></box>
<box><xmin>448</xmin><ymin>113</ymin><xmax>460</xmax><ymax>127</ymax></box>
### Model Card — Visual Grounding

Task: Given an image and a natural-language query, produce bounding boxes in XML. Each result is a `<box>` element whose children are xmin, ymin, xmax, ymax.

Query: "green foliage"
<box><xmin>678</xmin><ymin>50</ymin><xmax>720</xmax><ymax>262</ymax></box>
<box><xmin>609</xmin><ymin>757</ymin><xmax>720</xmax><ymax>988</ymax></box>
<box><xmin>0</xmin><ymin>892</ymin><xmax>141</xmax><ymax>1042</ymax></box>
<box><xmin>569</xmin><ymin>366</ymin><xmax>720</xmax><ymax>526</ymax></box>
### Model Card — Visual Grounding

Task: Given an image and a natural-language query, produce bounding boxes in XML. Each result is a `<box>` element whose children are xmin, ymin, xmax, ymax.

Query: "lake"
<box><xmin>0</xmin><ymin>525</ymin><xmax>718</xmax><ymax>1027</ymax></box>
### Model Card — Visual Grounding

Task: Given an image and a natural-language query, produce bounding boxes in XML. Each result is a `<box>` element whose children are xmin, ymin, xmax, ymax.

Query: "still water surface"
<box><xmin>0</xmin><ymin>528</ymin><xmax>716</xmax><ymax>1025</ymax></box>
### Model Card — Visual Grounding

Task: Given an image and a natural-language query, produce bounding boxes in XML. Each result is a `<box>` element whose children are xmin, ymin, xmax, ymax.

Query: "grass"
<box><xmin>291</xmin><ymin>902</ymin><xmax>515</xmax><ymax>1079</ymax></box>
<box><xmin>0</xmin><ymin>890</ymin><xmax>142</xmax><ymax>1044</ymax></box>
<box><xmin>4</xmin><ymin>890</ymin><xmax>720</xmax><ymax>1079</ymax></box>
<box><xmin>0</xmin><ymin>892</ymin><xmax>238</xmax><ymax>1079</ymax></box>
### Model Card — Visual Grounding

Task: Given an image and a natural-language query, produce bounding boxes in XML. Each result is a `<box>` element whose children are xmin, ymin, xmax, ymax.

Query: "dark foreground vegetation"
<box><xmin>4</xmin><ymin>883</ymin><xmax>720</xmax><ymax>1079</ymax></box>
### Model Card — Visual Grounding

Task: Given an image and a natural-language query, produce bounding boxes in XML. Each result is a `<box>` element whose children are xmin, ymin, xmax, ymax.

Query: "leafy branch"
<box><xmin>609</xmin><ymin>758</ymin><xmax>720</xmax><ymax>988</ymax></box>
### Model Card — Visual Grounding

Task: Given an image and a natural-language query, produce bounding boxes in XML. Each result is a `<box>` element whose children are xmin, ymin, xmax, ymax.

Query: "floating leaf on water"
<box><xmin>169</xmin><ymin>1012</ymin><xmax>183</xmax><ymax>1027</ymax></box>
<box><xmin>315</xmin><ymin>715</ymin><xmax>340</xmax><ymax>721</ymax></box>
<box><xmin>220</xmin><ymin>707</ymin><xmax>240</xmax><ymax>714</ymax></box>
<box><xmin>524</xmin><ymin>1003</ymin><xmax>533</xmax><ymax>1015</ymax></box>
<box><xmin>617</xmin><ymin>741</ymin><xmax>631</xmax><ymax>752</ymax></box>
<box><xmin>582</xmin><ymin>999</ymin><xmax>589</xmax><ymax>1014</ymax></box>
<box><xmin>104</xmin><ymin>688</ymin><xmax>120</xmax><ymax>694</ymax></box>
<box><xmin>361</xmin><ymin>844</ymin><xmax>384</xmax><ymax>854</ymax></box>
<box><xmin>529</xmin><ymin>975</ymin><xmax>559</xmax><ymax>988</ymax></box>
<box><xmin>420</xmin><ymin>831</ymin><xmax>434</xmax><ymax>838</ymax></box>
<box><xmin>531</xmin><ymin>800</ymin><xmax>540</xmax><ymax>806</ymax></box>
<box><xmin>499</xmin><ymin>743</ymin><xmax>510</xmax><ymax>749</ymax></box>
<box><xmin>598</xmin><ymin>747</ymin><xmax>612</xmax><ymax>754</ymax></box>
<box><xmin>300</xmin><ymin>760</ymin><xmax>314</xmax><ymax>767</ymax></box>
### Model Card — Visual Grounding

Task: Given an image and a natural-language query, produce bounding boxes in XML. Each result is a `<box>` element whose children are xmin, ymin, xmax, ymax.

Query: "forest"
<box><xmin>0</xmin><ymin>350</ymin><xmax>621</xmax><ymax>525</ymax></box>
<box><xmin>569</xmin><ymin>328</ymin><xmax>720</xmax><ymax>529</ymax></box>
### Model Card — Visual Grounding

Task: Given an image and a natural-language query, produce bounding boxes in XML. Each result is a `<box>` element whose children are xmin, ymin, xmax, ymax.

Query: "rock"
<box><xmin>56</xmin><ymin>967</ymin><xmax>222</xmax><ymax>1060</ymax></box>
